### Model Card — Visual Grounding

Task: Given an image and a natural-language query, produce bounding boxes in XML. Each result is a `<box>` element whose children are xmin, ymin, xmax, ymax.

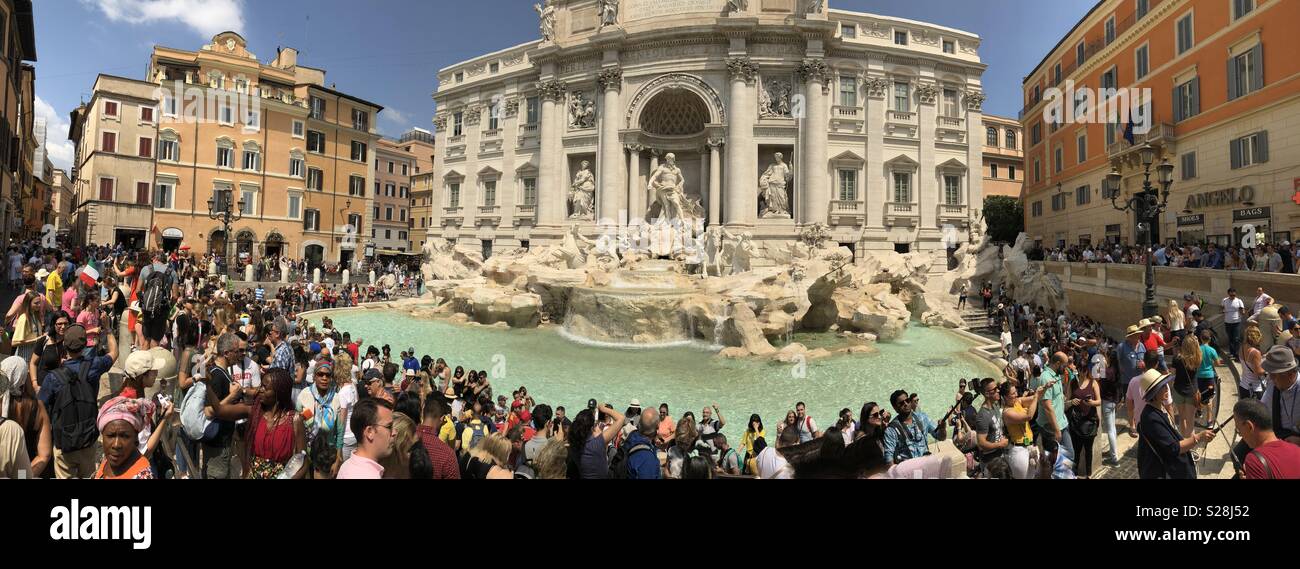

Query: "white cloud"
<box><xmin>85</xmin><ymin>0</ymin><xmax>244</xmax><ymax>37</ymax></box>
<box><xmin>35</xmin><ymin>96</ymin><xmax>76</xmax><ymax>172</ymax></box>
<box><xmin>381</xmin><ymin>108</ymin><xmax>409</xmax><ymax>127</ymax></box>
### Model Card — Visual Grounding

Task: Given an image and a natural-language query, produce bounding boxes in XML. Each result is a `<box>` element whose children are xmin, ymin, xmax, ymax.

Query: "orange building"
<box><xmin>981</xmin><ymin>114</ymin><xmax>1023</xmax><ymax>199</ymax></box>
<box><xmin>1020</xmin><ymin>0</ymin><xmax>1299</xmax><ymax>249</ymax></box>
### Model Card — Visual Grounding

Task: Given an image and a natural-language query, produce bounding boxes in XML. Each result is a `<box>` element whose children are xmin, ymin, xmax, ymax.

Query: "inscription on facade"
<box><xmin>1185</xmin><ymin>185</ymin><xmax>1255</xmax><ymax>210</ymax></box>
<box><xmin>627</xmin><ymin>0</ymin><xmax>724</xmax><ymax>20</ymax></box>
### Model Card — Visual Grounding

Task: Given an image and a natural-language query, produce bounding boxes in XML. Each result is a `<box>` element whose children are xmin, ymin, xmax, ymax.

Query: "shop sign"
<box><xmin>1176</xmin><ymin>213</ymin><xmax>1204</xmax><ymax>226</ymax></box>
<box><xmin>1185</xmin><ymin>185</ymin><xmax>1255</xmax><ymax>210</ymax></box>
<box><xmin>1233</xmin><ymin>206</ymin><xmax>1271</xmax><ymax>221</ymax></box>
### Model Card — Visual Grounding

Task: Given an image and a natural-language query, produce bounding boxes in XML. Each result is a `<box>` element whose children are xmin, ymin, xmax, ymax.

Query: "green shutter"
<box><xmin>1172</xmin><ymin>86</ymin><xmax>1183</xmax><ymax>122</ymax></box>
<box><xmin>1230</xmin><ymin>138</ymin><xmax>1242</xmax><ymax>170</ymax></box>
<box><xmin>1190</xmin><ymin>78</ymin><xmax>1200</xmax><ymax>116</ymax></box>
<box><xmin>1228</xmin><ymin>56</ymin><xmax>1239</xmax><ymax>100</ymax></box>
<box><xmin>1251</xmin><ymin>44</ymin><xmax>1264</xmax><ymax>92</ymax></box>
<box><xmin>1257</xmin><ymin>131</ymin><xmax>1269</xmax><ymax>163</ymax></box>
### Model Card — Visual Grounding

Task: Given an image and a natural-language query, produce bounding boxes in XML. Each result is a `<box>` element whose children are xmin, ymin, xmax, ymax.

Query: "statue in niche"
<box><xmin>568</xmin><ymin>161</ymin><xmax>595</xmax><ymax>219</ymax></box>
<box><xmin>569</xmin><ymin>91</ymin><xmax>596</xmax><ymax>129</ymax></box>
<box><xmin>725</xmin><ymin>0</ymin><xmax>748</xmax><ymax>14</ymax></box>
<box><xmin>759</xmin><ymin>79</ymin><xmax>793</xmax><ymax>118</ymax></box>
<box><xmin>806</xmin><ymin>0</ymin><xmax>825</xmax><ymax>14</ymax></box>
<box><xmin>599</xmin><ymin>0</ymin><xmax>619</xmax><ymax>27</ymax></box>
<box><xmin>758</xmin><ymin>152</ymin><xmax>794</xmax><ymax>218</ymax></box>
<box><xmin>534</xmin><ymin>1</ymin><xmax>557</xmax><ymax>42</ymax></box>
<box><xmin>647</xmin><ymin>153</ymin><xmax>690</xmax><ymax>223</ymax></box>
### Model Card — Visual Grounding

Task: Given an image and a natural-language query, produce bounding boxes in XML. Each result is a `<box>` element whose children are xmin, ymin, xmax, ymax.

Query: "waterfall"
<box><xmin>712</xmin><ymin>302</ymin><xmax>730</xmax><ymax>349</ymax></box>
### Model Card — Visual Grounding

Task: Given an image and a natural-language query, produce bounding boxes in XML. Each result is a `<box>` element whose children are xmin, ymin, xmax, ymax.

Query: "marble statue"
<box><xmin>729</xmin><ymin>232</ymin><xmax>754</xmax><ymax>275</ymax></box>
<box><xmin>568</xmin><ymin>161</ymin><xmax>595</xmax><ymax>219</ymax></box>
<box><xmin>559</xmin><ymin>224</ymin><xmax>597</xmax><ymax>269</ymax></box>
<box><xmin>278</xmin><ymin>256</ymin><xmax>289</xmax><ymax>283</ymax></box>
<box><xmin>534</xmin><ymin>1</ymin><xmax>557</xmax><ymax>42</ymax></box>
<box><xmin>599</xmin><ymin>0</ymin><xmax>619</xmax><ymax>27</ymax></box>
<box><xmin>807</xmin><ymin>0</ymin><xmax>825</xmax><ymax>14</ymax></box>
<box><xmin>759</xmin><ymin>152</ymin><xmax>793</xmax><ymax>218</ymax></box>
<box><xmin>648</xmin><ymin>153</ymin><xmax>690</xmax><ymax>223</ymax></box>
<box><xmin>759</xmin><ymin>79</ymin><xmax>794</xmax><ymax>118</ymax></box>
<box><xmin>704</xmin><ymin>225</ymin><xmax>737</xmax><ymax>277</ymax></box>
<box><xmin>725</xmin><ymin>0</ymin><xmax>748</xmax><ymax>13</ymax></box>
<box><xmin>569</xmin><ymin>91</ymin><xmax>596</xmax><ymax>129</ymax></box>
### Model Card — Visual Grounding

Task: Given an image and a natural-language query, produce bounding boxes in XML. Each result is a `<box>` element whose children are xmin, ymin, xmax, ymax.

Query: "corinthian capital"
<box><xmin>796</xmin><ymin>58</ymin><xmax>830</xmax><ymax>84</ymax></box>
<box><xmin>538</xmin><ymin>80</ymin><xmax>568</xmax><ymax>102</ymax></box>
<box><xmin>964</xmin><ymin>91</ymin><xmax>986</xmax><ymax>112</ymax></box>
<box><xmin>597</xmin><ymin>67</ymin><xmax>623</xmax><ymax>91</ymax></box>
<box><xmin>726</xmin><ymin>57</ymin><xmax>759</xmax><ymax>83</ymax></box>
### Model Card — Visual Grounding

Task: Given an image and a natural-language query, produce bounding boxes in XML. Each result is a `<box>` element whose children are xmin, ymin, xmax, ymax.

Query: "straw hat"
<box><xmin>1125</xmin><ymin>325</ymin><xmax>1142</xmax><ymax>338</ymax></box>
<box><xmin>1138</xmin><ymin>318</ymin><xmax>1154</xmax><ymax>329</ymax></box>
<box><xmin>1139</xmin><ymin>368</ymin><xmax>1174</xmax><ymax>401</ymax></box>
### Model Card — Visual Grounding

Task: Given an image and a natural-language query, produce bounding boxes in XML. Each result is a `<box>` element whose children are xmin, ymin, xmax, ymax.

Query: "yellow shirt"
<box><xmin>438</xmin><ymin>416</ymin><xmax>457</xmax><ymax>446</ymax></box>
<box><xmin>740</xmin><ymin>428</ymin><xmax>766</xmax><ymax>457</ymax></box>
<box><xmin>45</xmin><ymin>271</ymin><xmax>63</xmax><ymax>310</ymax></box>
<box><xmin>1006</xmin><ymin>401</ymin><xmax>1034</xmax><ymax>446</ymax></box>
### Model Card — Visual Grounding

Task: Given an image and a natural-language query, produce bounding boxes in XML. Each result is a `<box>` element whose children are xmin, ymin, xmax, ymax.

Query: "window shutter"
<box><xmin>1190</xmin><ymin>78</ymin><xmax>1200</xmax><ymax>116</ymax></box>
<box><xmin>1251</xmin><ymin>44</ymin><xmax>1264</xmax><ymax>92</ymax></box>
<box><xmin>1227</xmin><ymin>56</ymin><xmax>1239</xmax><ymax>100</ymax></box>
<box><xmin>1230</xmin><ymin>138</ymin><xmax>1242</xmax><ymax>170</ymax></box>
<box><xmin>1257</xmin><ymin>131</ymin><xmax>1269</xmax><ymax>163</ymax></box>
<box><xmin>1172</xmin><ymin>86</ymin><xmax>1183</xmax><ymax>122</ymax></box>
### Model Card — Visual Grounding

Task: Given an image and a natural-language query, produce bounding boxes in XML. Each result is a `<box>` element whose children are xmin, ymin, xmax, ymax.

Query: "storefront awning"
<box><xmin>162</xmin><ymin>227</ymin><xmax>183</xmax><ymax>239</ymax></box>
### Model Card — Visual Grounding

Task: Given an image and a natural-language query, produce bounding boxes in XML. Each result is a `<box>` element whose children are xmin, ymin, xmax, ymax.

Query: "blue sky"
<box><xmin>34</xmin><ymin>0</ymin><xmax>1095</xmax><ymax>172</ymax></box>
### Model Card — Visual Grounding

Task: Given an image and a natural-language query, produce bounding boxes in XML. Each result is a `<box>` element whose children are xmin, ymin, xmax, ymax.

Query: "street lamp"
<box><xmin>207</xmin><ymin>193</ymin><xmax>245</xmax><ymax>275</ymax></box>
<box><xmin>1103</xmin><ymin>143</ymin><xmax>1175</xmax><ymax>319</ymax></box>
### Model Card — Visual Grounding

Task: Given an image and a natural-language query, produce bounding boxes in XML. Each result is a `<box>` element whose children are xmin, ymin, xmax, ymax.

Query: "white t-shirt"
<box><xmin>1253</xmin><ymin>294</ymin><xmax>1273</xmax><ymax>315</ymax></box>
<box><xmin>232</xmin><ymin>359</ymin><xmax>262</xmax><ymax>389</ymax></box>
<box><xmin>337</xmin><ymin>383</ymin><xmax>359</xmax><ymax>445</ymax></box>
<box><xmin>1222</xmin><ymin>297</ymin><xmax>1245</xmax><ymax>324</ymax></box>
<box><xmin>1184</xmin><ymin>303</ymin><xmax>1199</xmax><ymax>322</ymax></box>
<box><xmin>756</xmin><ymin>446</ymin><xmax>792</xmax><ymax>479</ymax></box>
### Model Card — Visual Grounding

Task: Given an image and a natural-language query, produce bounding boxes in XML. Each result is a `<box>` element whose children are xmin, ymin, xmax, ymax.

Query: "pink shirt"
<box><xmin>76</xmin><ymin>310</ymin><xmax>100</xmax><ymax>346</ymax></box>
<box><xmin>1127</xmin><ymin>374</ymin><xmax>1173</xmax><ymax>417</ymax></box>
<box><xmin>336</xmin><ymin>454</ymin><xmax>385</xmax><ymax>479</ymax></box>
<box><xmin>61</xmin><ymin>287</ymin><xmax>79</xmax><ymax>319</ymax></box>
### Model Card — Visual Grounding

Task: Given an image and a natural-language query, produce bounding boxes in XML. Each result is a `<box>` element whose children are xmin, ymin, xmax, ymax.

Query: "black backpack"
<box><xmin>50</xmin><ymin>360</ymin><xmax>97</xmax><ymax>452</ymax></box>
<box><xmin>608</xmin><ymin>440</ymin><xmax>655</xmax><ymax>479</ymax></box>
<box><xmin>141</xmin><ymin>268</ymin><xmax>171</xmax><ymax>318</ymax></box>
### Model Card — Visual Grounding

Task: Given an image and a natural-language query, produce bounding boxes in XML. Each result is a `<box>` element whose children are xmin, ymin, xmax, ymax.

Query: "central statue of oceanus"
<box><xmin>645</xmin><ymin>153</ymin><xmax>704</xmax><ymax>258</ymax></box>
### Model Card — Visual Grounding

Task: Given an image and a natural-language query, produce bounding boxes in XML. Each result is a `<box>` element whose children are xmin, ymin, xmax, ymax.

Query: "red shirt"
<box><xmin>416</xmin><ymin>424</ymin><xmax>461</xmax><ymax>480</ymax></box>
<box><xmin>1243</xmin><ymin>439</ymin><xmax>1300</xmax><ymax>479</ymax></box>
<box><xmin>1142</xmin><ymin>332</ymin><xmax>1165</xmax><ymax>353</ymax></box>
<box><xmin>346</xmin><ymin>343</ymin><xmax>359</xmax><ymax>361</ymax></box>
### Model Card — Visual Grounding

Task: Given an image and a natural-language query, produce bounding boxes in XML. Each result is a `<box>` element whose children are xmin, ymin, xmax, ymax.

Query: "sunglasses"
<box><xmin>370</xmin><ymin>421</ymin><xmax>394</xmax><ymax>433</ymax></box>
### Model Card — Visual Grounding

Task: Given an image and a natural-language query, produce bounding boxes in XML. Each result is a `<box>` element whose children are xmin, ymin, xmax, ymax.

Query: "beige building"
<box><xmin>431</xmin><ymin>1</ymin><xmax>986</xmax><ymax>259</ymax></box>
<box><xmin>373</xmin><ymin>138</ymin><xmax>414</xmax><ymax>251</ymax></box>
<box><xmin>0</xmin><ymin>0</ymin><xmax>36</xmax><ymax>250</ymax></box>
<box><xmin>68</xmin><ymin>74</ymin><xmax>160</xmax><ymax>248</ymax></box>
<box><xmin>395</xmin><ymin>128</ymin><xmax>435</xmax><ymax>251</ymax></box>
<box><xmin>981</xmin><ymin>114</ymin><xmax>1023</xmax><ymax>199</ymax></box>
<box><xmin>51</xmin><ymin>168</ymin><xmax>73</xmax><ymax>236</ymax></box>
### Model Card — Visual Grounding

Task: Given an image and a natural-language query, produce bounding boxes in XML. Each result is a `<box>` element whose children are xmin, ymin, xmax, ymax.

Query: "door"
<box><xmin>340</xmin><ymin>249</ymin><xmax>354</xmax><ymax>268</ymax></box>
<box><xmin>305</xmin><ymin>245</ymin><xmax>324</xmax><ymax>270</ymax></box>
<box><xmin>481</xmin><ymin>239</ymin><xmax>493</xmax><ymax>260</ymax></box>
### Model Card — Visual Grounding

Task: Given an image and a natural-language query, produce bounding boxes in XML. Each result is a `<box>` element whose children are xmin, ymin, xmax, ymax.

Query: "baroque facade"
<box><xmin>430</xmin><ymin>0</ymin><xmax>986</xmax><ymax>258</ymax></box>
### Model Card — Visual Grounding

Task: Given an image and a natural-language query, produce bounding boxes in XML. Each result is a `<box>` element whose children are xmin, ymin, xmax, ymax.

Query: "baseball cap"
<box><xmin>63</xmin><ymin>324</ymin><xmax>88</xmax><ymax>352</ymax></box>
<box><xmin>124</xmin><ymin>349</ymin><xmax>166</xmax><ymax>379</ymax></box>
<box><xmin>149</xmin><ymin>347</ymin><xmax>179</xmax><ymax>383</ymax></box>
<box><xmin>363</xmin><ymin>368</ymin><xmax>383</xmax><ymax>383</ymax></box>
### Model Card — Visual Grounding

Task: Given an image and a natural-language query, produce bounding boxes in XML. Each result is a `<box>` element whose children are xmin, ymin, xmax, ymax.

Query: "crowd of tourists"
<box><xmin>1032</xmin><ymin>241</ymin><xmax>1300</xmax><ymax>274</ymax></box>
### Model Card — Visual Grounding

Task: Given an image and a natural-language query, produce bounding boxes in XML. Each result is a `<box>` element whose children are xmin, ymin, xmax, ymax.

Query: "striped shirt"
<box><xmin>254</xmin><ymin>286</ymin><xmax>265</xmax><ymax>302</ymax></box>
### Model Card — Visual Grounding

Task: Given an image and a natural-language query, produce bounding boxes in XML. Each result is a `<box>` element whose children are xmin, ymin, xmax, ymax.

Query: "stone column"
<box><xmin>725</xmin><ymin>57</ymin><xmax>758</xmax><ymax>227</ymax></box>
<box><xmin>708</xmin><ymin>138</ymin><xmax>723</xmax><ymax>226</ymax></box>
<box><xmin>964</xmin><ymin>90</ymin><xmax>987</xmax><ymax>240</ymax></box>
<box><xmin>699</xmin><ymin>146</ymin><xmax>710</xmax><ymax>215</ymax></box>
<box><xmin>649</xmin><ymin>150</ymin><xmax>660</xmax><ymax>173</ymax></box>
<box><xmin>864</xmin><ymin>74</ymin><xmax>888</xmax><ymax>229</ymax></box>
<box><xmin>798</xmin><ymin>59</ymin><xmax>831</xmax><ymax>226</ymax></box>
<box><xmin>916</xmin><ymin>79</ymin><xmax>939</xmax><ymax>238</ymax></box>
<box><xmin>537</xmin><ymin>80</ymin><xmax>567</xmax><ymax>228</ymax></box>
<box><xmin>597</xmin><ymin>68</ymin><xmax>624</xmax><ymax>227</ymax></box>
<box><xmin>626</xmin><ymin>144</ymin><xmax>643</xmax><ymax>224</ymax></box>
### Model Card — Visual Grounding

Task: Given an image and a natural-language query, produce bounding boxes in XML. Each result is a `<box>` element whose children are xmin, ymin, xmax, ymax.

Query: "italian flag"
<box><xmin>79</xmin><ymin>259</ymin><xmax>100</xmax><ymax>288</ymax></box>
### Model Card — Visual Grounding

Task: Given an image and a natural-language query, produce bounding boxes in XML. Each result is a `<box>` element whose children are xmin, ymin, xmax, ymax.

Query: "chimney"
<box><xmin>275</xmin><ymin>47</ymin><xmax>299</xmax><ymax>69</ymax></box>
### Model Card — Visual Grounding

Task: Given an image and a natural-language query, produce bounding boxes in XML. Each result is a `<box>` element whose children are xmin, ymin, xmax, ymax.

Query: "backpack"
<box><xmin>608</xmin><ymin>439</ymin><xmax>655</xmax><ymax>479</ymax></box>
<box><xmin>180</xmin><ymin>381</ymin><xmax>218</xmax><ymax>441</ymax></box>
<box><xmin>465</xmin><ymin>421</ymin><xmax>488</xmax><ymax>450</ymax></box>
<box><xmin>141</xmin><ymin>268</ymin><xmax>171</xmax><ymax>318</ymax></box>
<box><xmin>49</xmin><ymin>361</ymin><xmax>98</xmax><ymax>452</ymax></box>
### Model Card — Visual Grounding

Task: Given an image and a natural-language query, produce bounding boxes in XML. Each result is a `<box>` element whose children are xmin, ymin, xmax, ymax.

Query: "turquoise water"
<box><xmin>315</xmin><ymin>310</ymin><xmax>997</xmax><ymax>440</ymax></box>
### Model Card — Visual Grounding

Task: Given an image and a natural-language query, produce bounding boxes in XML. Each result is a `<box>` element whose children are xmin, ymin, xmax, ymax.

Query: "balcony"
<box><xmin>828</xmin><ymin>200</ymin><xmax>864</xmax><ymax>226</ymax></box>
<box><xmin>517</xmin><ymin>124</ymin><xmax>539</xmax><ymax>148</ymax></box>
<box><xmin>1106</xmin><ymin>122</ymin><xmax>1176</xmax><ymax>158</ymax></box>
<box><xmin>936</xmin><ymin>116</ymin><xmax>964</xmax><ymax>129</ymax></box>
<box><xmin>830</xmin><ymin>105</ymin><xmax>864</xmax><ymax>133</ymax></box>
<box><xmin>514</xmin><ymin>203</ymin><xmax>537</xmax><ymax>226</ymax></box>
<box><xmin>884</xmin><ymin>202</ymin><xmax>919</xmax><ymax>227</ymax></box>
<box><xmin>937</xmin><ymin>203</ymin><xmax>968</xmax><ymax>226</ymax></box>
<box><xmin>885</xmin><ymin>111</ymin><xmax>918</xmax><ymax>138</ymax></box>
<box><xmin>476</xmin><ymin>205</ymin><xmax>502</xmax><ymax>226</ymax></box>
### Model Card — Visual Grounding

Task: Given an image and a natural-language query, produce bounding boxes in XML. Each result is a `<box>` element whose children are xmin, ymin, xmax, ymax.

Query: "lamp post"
<box><xmin>207</xmin><ymin>193</ymin><xmax>245</xmax><ymax>276</ymax></box>
<box><xmin>1103</xmin><ymin>144</ymin><xmax>1175</xmax><ymax>319</ymax></box>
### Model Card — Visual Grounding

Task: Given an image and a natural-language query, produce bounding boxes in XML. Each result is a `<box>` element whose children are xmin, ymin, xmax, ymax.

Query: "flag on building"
<box><xmin>79</xmin><ymin>258</ymin><xmax>100</xmax><ymax>287</ymax></box>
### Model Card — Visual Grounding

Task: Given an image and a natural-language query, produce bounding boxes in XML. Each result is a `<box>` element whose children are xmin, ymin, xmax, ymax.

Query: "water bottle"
<box><xmin>277</xmin><ymin>451</ymin><xmax>306</xmax><ymax>479</ymax></box>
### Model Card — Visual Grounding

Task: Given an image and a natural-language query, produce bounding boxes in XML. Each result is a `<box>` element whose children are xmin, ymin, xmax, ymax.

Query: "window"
<box><xmin>455</xmin><ymin>72</ymin><xmax>464</xmax><ymax>83</ymax></box>
<box><xmin>1137</xmin><ymin>0</ymin><xmax>1149</xmax><ymax>19</ymax></box>
<box><xmin>986</xmin><ymin>127</ymin><xmax>998</xmax><ymax>146</ymax></box>
<box><xmin>839</xmin><ymin>76</ymin><xmax>856</xmax><ymax>107</ymax></box>
<box><xmin>163</xmin><ymin>96</ymin><xmax>177</xmax><ymax>117</ymax></box>
<box><xmin>383</xmin><ymin>183</ymin><xmax>393</xmax><ymax>197</ymax></box>
<box><xmin>1229</xmin><ymin>45</ymin><xmax>1263</xmax><ymax>100</ymax></box>
<box><xmin>310</xmin><ymin>96</ymin><xmax>326</xmax><ymax>119</ymax></box>
<box><xmin>153</xmin><ymin>182</ymin><xmax>174</xmax><ymax>209</ymax></box>
<box><xmin>1101</xmin><ymin>66</ymin><xmax>1117</xmax><ymax>93</ymax></box>
<box><xmin>140</xmin><ymin>106</ymin><xmax>154</xmax><ymax>123</ymax></box>
<box><xmin>307</xmin><ymin>168</ymin><xmax>323</xmax><ymax>191</ymax></box>
<box><xmin>350</xmin><ymin>141</ymin><xmax>367</xmax><ymax>162</ymax></box>
<box><xmin>838</xmin><ymin>170</ymin><xmax>857</xmax><ymax>201</ymax></box>
<box><xmin>894</xmin><ymin>30</ymin><xmax>908</xmax><ymax>45</ymax></box>
<box><xmin>99</xmin><ymin>178</ymin><xmax>114</xmax><ymax>200</ymax></box>
<box><xmin>1032</xmin><ymin>201</ymin><xmax>1043</xmax><ymax>217</ymax></box>
<box><xmin>1053</xmin><ymin>63</ymin><xmax>1061</xmax><ymax>85</ymax></box>
<box><xmin>892</xmin><ymin>173</ymin><xmax>911</xmax><ymax>203</ymax></box>
<box><xmin>1076</xmin><ymin>42</ymin><xmax>1085</xmax><ymax>66</ymax></box>
<box><xmin>352</xmin><ymin>109</ymin><xmax>369</xmax><ymax>131</ymax></box>
<box><xmin>1181</xmin><ymin>152</ymin><xmax>1197</xmax><ymax>180</ymax></box>
<box><xmin>893</xmin><ymin>82</ymin><xmax>909</xmax><ymax>111</ymax></box>
<box><xmin>943</xmin><ymin>40</ymin><xmax>954</xmax><ymax>54</ymax></box>
<box><xmin>1104</xmin><ymin>16</ymin><xmax>1116</xmax><ymax>45</ymax></box>
<box><xmin>292</xmin><ymin>120</ymin><xmax>305</xmax><ymax>138</ymax></box>
<box><xmin>1233</xmin><ymin>0</ymin><xmax>1254</xmax><ymax>20</ymax></box>
<box><xmin>1005</xmin><ymin>130</ymin><xmax>1016</xmax><ymax>149</ymax></box>
<box><xmin>490</xmin><ymin>62</ymin><xmax>499</xmax><ymax>73</ymax></box>
<box><xmin>307</xmin><ymin>131</ymin><xmax>325</xmax><ymax>153</ymax></box>
<box><xmin>349</xmin><ymin>213</ymin><xmax>363</xmax><ymax>235</ymax></box>
<box><xmin>1076</xmin><ymin>185</ymin><xmax>1091</xmax><ymax>206</ymax></box>
<box><xmin>1174</xmin><ymin>78</ymin><xmax>1200</xmax><ymax>122</ymax></box>
<box><xmin>841</xmin><ymin>24</ymin><xmax>856</xmax><ymax>38</ymax></box>
<box><xmin>216</xmin><ymin>146</ymin><xmax>233</xmax><ymax>168</ymax></box>
<box><xmin>400</xmin><ymin>231</ymin><xmax>407</xmax><ymax>241</ymax></box>
<box><xmin>399</xmin><ymin>186</ymin><xmax>408</xmax><ymax>198</ymax></box>
<box><xmin>1077</xmin><ymin>132</ymin><xmax>1087</xmax><ymax>164</ymax></box>
<box><xmin>453</xmin><ymin>112</ymin><xmax>464</xmax><ymax>137</ymax></box>
<box><xmin>138</xmin><ymin>137</ymin><xmax>153</xmax><ymax>158</ymax></box>
<box><xmin>159</xmin><ymin>139</ymin><xmax>178</xmax><ymax>161</ymax></box>
<box><xmin>384</xmin><ymin>229</ymin><xmax>391</xmax><ymax>240</ymax></box>
<box><xmin>449</xmin><ymin>183</ymin><xmax>461</xmax><ymax>208</ymax></box>
<box><xmin>488</xmin><ymin>104</ymin><xmax>500</xmax><ymax>131</ymax></box>
<box><xmin>1176</xmin><ymin>13</ymin><xmax>1194</xmax><ymax>55</ymax></box>
<box><xmin>240</xmin><ymin>190</ymin><xmax>255</xmax><ymax>215</ymax></box>
<box><xmin>1034</xmin><ymin>158</ymin><xmax>1042</xmax><ymax>183</ymax></box>
<box><xmin>289</xmin><ymin>156</ymin><xmax>304</xmax><ymax>178</ymax></box>
<box><xmin>373</xmin><ymin>206</ymin><xmax>380</xmax><ymax>219</ymax></box>
<box><xmin>1106</xmin><ymin>121</ymin><xmax>1117</xmax><ymax>145</ymax></box>
<box><xmin>388</xmin><ymin>162</ymin><xmax>394</xmax><ymax>174</ymax></box>
<box><xmin>401</xmin><ymin>209</ymin><xmax>407</xmax><ymax>222</ymax></box>
<box><xmin>288</xmin><ymin>194</ymin><xmax>301</xmax><ymax>219</ymax></box>
<box><xmin>220</xmin><ymin>105</ymin><xmax>233</xmax><ymax>124</ymax></box>
<box><xmin>1230</xmin><ymin>131</ymin><xmax>1269</xmax><ymax>169</ymax></box>
<box><xmin>523</xmin><ymin>178</ymin><xmax>537</xmax><ymax>205</ymax></box>
<box><xmin>1031</xmin><ymin>123</ymin><xmax>1041</xmax><ymax>145</ymax></box>
<box><xmin>526</xmin><ymin>97</ymin><xmax>540</xmax><ymax>125</ymax></box>
<box><xmin>104</xmin><ymin>100</ymin><xmax>119</xmax><ymax>118</ymax></box>
<box><xmin>1008</xmin><ymin>165</ymin><xmax>1016</xmax><ymax>180</ymax></box>
<box><xmin>136</xmin><ymin>182</ymin><xmax>150</xmax><ymax>205</ymax></box>
<box><xmin>245</xmin><ymin>110</ymin><xmax>260</xmax><ymax>130</ymax></box>
<box><xmin>1054</xmin><ymin>146</ymin><xmax>1063</xmax><ymax>173</ymax></box>
<box><xmin>385</xmin><ymin>207</ymin><xmax>393</xmax><ymax>221</ymax></box>
<box><xmin>991</xmin><ymin>164</ymin><xmax>999</xmax><ymax>178</ymax></box>
<box><xmin>1136</xmin><ymin>44</ymin><xmax>1149</xmax><ymax>79</ymax></box>
<box><xmin>1052</xmin><ymin>193</ymin><xmax>1066</xmax><ymax>212</ymax></box>
<box><xmin>942</xmin><ymin>89</ymin><xmax>959</xmax><ymax>117</ymax></box>
<box><xmin>304</xmin><ymin>209</ymin><xmax>320</xmax><ymax>231</ymax></box>
<box><xmin>401</xmin><ymin>164</ymin><xmax>408</xmax><ymax>176</ymax></box>
<box><xmin>242</xmin><ymin>149</ymin><xmax>260</xmax><ymax>171</ymax></box>
<box><xmin>101</xmin><ymin>132</ymin><xmax>117</xmax><ymax>153</ymax></box>
<box><xmin>349</xmin><ymin>175</ymin><xmax>365</xmax><ymax>197</ymax></box>
<box><xmin>943</xmin><ymin>175</ymin><xmax>960</xmax><ymax>205</ymax></box>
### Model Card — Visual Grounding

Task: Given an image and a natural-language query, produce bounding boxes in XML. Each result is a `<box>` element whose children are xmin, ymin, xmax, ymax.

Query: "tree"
<box><xmin>983</xmin><ymin>195</ymin><xmax>1023</xmax><ymax>244</ymax></box>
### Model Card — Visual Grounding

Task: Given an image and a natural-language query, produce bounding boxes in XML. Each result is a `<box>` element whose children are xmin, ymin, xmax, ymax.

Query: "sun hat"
<box><xmin>1139</xmin><ymin>369</ymin><xmax>1174</xmax><ymax>402</ymax></box>
<box><xmin>1125</xmin><ymin>325</ymin><xmax>1142</xmax><ymax>338</ymax></box>
<box><xmin>123</xmin><ymin>349</ymin><xmax>166</xmax><ymax>379</ymax></box>
<box><xmin>1261</xmin><ymin>345</ymin><xmax>1298</xmax><ymax>375</ymax></box>
<box><xmin>1138</xmin><ymin>318</ymin><xmax>1154</xmax><ymax>329</ymax></box>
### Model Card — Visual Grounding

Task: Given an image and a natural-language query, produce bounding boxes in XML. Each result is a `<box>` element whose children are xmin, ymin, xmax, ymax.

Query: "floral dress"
<box><xmin>248</xmin><ymin>411</ymin><xmax>296</xmax><ymax>479</ymax></box>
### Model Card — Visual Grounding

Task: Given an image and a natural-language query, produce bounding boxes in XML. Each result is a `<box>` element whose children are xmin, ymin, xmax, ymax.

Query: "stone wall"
<box><xmin>1040</xmin><ymin>261</ymin><xmax>1300</xmax><ymax>337</ymax></box>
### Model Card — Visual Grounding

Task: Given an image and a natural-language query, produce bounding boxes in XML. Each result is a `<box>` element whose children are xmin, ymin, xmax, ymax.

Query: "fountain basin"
<box><xmin>564</xmin><ymin>286</ymin><xmax>696</xmax><ymax>346</ymax></box>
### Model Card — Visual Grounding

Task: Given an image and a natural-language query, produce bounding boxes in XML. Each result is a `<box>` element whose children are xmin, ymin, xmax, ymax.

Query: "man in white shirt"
<box><xmin>1183</xmin><ymin>293</ymin><xmax>1200</xmax><ymax>324</ymax></box>
<box><xmin>1223</xmin><ymin>288</ymin><xmax>1246</xmax><ymax>360</ymax></box>
<box><xmin>1253</xmin><ymin>287</ymin><xmax>1274</xmax><ymax>316</ymax></box>
<box><xmin>757</xmin><ymin>430</ymin><xmax>797</xmax><ymax>479</ymax></box>
<box><xmin>1083</xmin><ymin>248</ymin><xmax>1095</xmax><ymax>262</ymax></box>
